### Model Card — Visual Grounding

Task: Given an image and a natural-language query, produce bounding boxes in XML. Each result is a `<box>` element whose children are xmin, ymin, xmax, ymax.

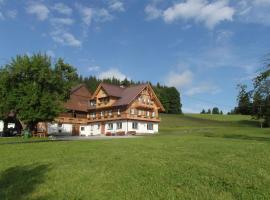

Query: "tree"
<box><xmin>220</xmin><ymin>110</ymin><xmax>223</xmax><ymax>115</ymax></box>
<box><xmin>0</xmin><ymin>54</ymin><xmax>78</xmax><ymax>132</ymax></box>
<box><xmin>212</xmin><ymin>107</ymin><xmax>220</xmax><ymax>114</ymax></box>
<box><xmin>207</xmin><ymin>109</ymin><xmax>211</xmax><ymax>114</ymax></box>
<box><xmin>201</xmin><ymin>109</ymin><xmax>206</xmax><ymax>114</ymax></box>
<box><xmin>236</xmin><ymin>84</ymin><xmax>252</xmax><ymax>115</ymax></box>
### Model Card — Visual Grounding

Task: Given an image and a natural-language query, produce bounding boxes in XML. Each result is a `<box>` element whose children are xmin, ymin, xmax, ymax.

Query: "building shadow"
<box><xmin>0</xmin><ymin>164</ymin><xmax>51</xmax><ymax>200</ymax></box>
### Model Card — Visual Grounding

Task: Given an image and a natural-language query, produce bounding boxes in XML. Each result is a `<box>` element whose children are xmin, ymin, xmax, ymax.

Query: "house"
<box><xmin>42</xmin><ymin>83</ymin><xmax>164</xmax><ymax>136</ymax></box>
<box><xmin>80</xmin><ymin>83</ymin><xmax>165</xmax><ymax>136</ymax></box>
<box><xmin>38</xmin><ymin>84</ymin><xmax>92</xmax><ymax>136</ymax></box>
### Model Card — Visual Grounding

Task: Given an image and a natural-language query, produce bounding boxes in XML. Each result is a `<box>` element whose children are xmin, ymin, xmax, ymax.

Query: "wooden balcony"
<box><xmin>133</xmin><ymin>102</ymin><xmax>155</xmax><ymax>110</ymax></box>
<box><xmin>55</xmin><ymin>117</ymin><xmax>88</xmax><ymax>124</ymax></box>
<box><xmin>87</xmin><ymin>113</ymin><xmax>160</xmax><ymax>123</ymax></box>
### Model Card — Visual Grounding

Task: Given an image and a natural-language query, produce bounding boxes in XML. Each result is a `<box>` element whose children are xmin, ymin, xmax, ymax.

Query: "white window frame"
<box><xmin>108</xmin><ymin>123</ymin><xmax>113</xmax><ymax>130</ymax></box>
<box><xmin>147</xmin><ymin>123</ymin><xmax>153</xmax><ymax>130</ymax></box>
<box><xmin>132</xmin><ymin>122</ymin><xmax>138</xmax><ymax>129</ymax></box>
<box><xmin>116</xmin><ymin>122</ymin><xmax>122</xmax><ymax>129</ymax></box>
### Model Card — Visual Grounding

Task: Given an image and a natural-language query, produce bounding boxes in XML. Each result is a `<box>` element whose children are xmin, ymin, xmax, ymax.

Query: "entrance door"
<box><xmin>101</xmin><ymin>123</ymin><xmax>105</xmax><ymax>135</ymax></box>
<box><xmin>72</xmin><ymin>124</ymin><xmax>80</xmax><ymax>136</ymax></box>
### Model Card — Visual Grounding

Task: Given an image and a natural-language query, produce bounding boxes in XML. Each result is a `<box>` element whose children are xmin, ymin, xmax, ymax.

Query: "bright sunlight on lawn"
<box><xmin>0</xmin><ymin>114</ymin><xmax>270</xmax><ymax>200</ymax></box>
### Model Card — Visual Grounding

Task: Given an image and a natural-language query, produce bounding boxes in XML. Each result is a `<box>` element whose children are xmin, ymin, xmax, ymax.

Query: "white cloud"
<box><xmin>50</xmin><ymin>17</ymin><xmax>74</xmax><ymax>26</ymax></box>
<box><xmin>237</xmin><ymin>0</ymin><xmax>270</xmax><ymax>25</ymax></box>
<box><xmin>98</xmin><ymin>68</ymin><xmax>128</xmax><ymax>81</ymax></box>
<box><xmin>46</xmin><ymin>50</ymin><xmax>55</xmax><ymax>58</ymax></box>
<box><xmin>76</xmin><ymin>3</ymin><xmax>113</xmax><ymax>25</ymax></box>
<box><xmin>51</xmin><ymin>31</ymin><xmax>81</xmax><ymax>47</ymax></box>
<box><xmin>88</xmin><ymin>65</ymin><xmax>100</xmax><ymax>72</ymax></box>
<box><xmin>163</xmin><ymin>0</ymin><xmax>235</xmax><ymax>29</ymax></box>
<box><xmin>166</xmin><ymin>70</ymin><xmax>194</xmax><ymax>88</ymax></box>
<box><xmin>6</xmin><ymin>10</ymin><xmax>17</xmax><ymax>19</ymax></box>
<box><xmin>76</xmin><ymin>3</ymin><xmax>93</xmax><ymax>26</ymax></box>
<box><xmin>109</xmin><ymin>1</ymin><xmax>125</xmax><ymax>12</ymax></box>
<box><xmin>215</xmin><ymin>30</ymin><xmax>233</xmax><ymax>43</ymax></box>
<box><xmin>26</xmin><ymin>2</ymin><xmax>50</xmax><ymax>21</ymax></box>
<box><xmin>52</xmin><ymin>3</ymin><xmax>72</xmax><ymax>15</ymax></box>
<box><xmin>185</xmin><ymin>83</ymin><xmax>221</xmax><ymax>96</ymax></box>
<box><xmin>95</xmin><ymin>8</ymin><xmax>113</xmax><ymax>22</ymax></box>
<box><xmin>145</xmin><ymin>4</ymin><xmax>162</xmax><ymax>20</ymax></box>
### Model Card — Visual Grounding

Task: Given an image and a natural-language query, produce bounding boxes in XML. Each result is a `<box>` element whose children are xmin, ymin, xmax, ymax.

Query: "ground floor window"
<box><xmin>132</xmin><ymin>122</ymin><xmax>138</xmax><ymax>129</ymax></box>
<box><xmin>147</xmin><ymin>123</ymin><xmax>153</xmax><ymax>130</ymax></box>
<box><xmin>117</xmin><ymin>122</ymin><xmax>122</xmax><ymax>129</ymax></box>
<box><xmin>108</xmin><ymin>123</ymin><xmax>113</xmax><ymax>130</ymax></box>
<box><xmin>80</xmin><ymin>127</ymin><xmax>85</xmax><ymax>131</ymax></box>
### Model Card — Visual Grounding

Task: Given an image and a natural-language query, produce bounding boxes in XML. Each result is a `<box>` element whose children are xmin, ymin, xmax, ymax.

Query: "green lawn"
<box><xmin>1</xmin><ymin>114</ymin><xmax>270</xmax><ymax>200</ymax></box>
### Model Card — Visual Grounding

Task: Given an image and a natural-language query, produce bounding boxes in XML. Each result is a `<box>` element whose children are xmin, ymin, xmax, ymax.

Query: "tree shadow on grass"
<box><xmin>0</xmin><ymin>164</ymin><xmax>51</xmax><ymax>200</ymax></box>
<box><xmin>204</xmin><ymin>133</ymin><xmax>270</xmax><ymax>142</ymax></box>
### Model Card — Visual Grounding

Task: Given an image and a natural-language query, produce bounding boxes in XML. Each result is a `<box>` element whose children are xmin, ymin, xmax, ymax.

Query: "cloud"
<box><xmin>50</xmin><ymin>17</ymin><xmax>74</xmax><ymax>26</ymax></box>
<box><xmin>52</xmin><ymin>3</ymin><xmax>72</xmax><ymax>15</ymax></box>
<box><xmin>166</xmin><ymin>70</ymin><xmax>194</xmax><ymax>88</ymax></box>
<box><xmin>46</xmin><ymin>50</ymin><xmax>55</xmax><ymax>58</ymax></box>
<box><xmin>76</xmin><ymin>3</ymin><xmax>113</xmax><ymax>26</ymax></box>
<box><xmin>163</xmin><ymin>0</ymin><xmax>235</xmax><ymax>29</ymax></box>
<box><xmin>51</xmin><ymin>31</ymin><xmax>81</xmax><ymax>47</ymax></box>
<box><xmin>145</xmin><ymin>4</ymin><xmax>162</xmax><ymax>20</ymax></box>
<box><xmin>237</xmin><ymin>0</ymin><xmax>270</xmax><ymax>25</ymax></box>
<box><xmin>215</xmin><ymin>30</ymin><xmax>234</xmax><ymax>44</ymax></box>
<box><xmin>26</xmin><ymin>2</ymin><xmax>50</xmax><ymax>21</ymax></box>
<box><xmin>88</xmin><ymin>65</ymin><xmax>100</xmax><ymax>72</ymax></box>
<box><xmin>185</xmin><ymin>82</ymin><xmax>221</xmax><ymax>96</ymax></box>
<box><xmin>6</xmin><ymin>10</ymin><xmax>17</xmax><ymax>19</ymax></box>
<box><xmin>109</xmin><ymin>1</ymin><xmax>125</xmax><ymax>12</ymax></box>
<box><xmin>98</xmin><ymin>68</ymin><xmax>129</xmax><ymax>81</ymax></box>
<box><xmin>95</xmin><ymin>8</ymin><xmax>114</xmax><ymax>22</ymax></box>
<box><xmin>76</xmin><ymin>3</ymin><xmax>93</xmax><ymax>26</ymax></box>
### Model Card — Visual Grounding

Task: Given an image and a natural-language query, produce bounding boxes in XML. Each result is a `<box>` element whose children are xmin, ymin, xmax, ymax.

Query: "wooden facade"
<box><xmin>44</xmin><ymin>83</ymin><xmax>164</xmax><ymax>136</ymax></box>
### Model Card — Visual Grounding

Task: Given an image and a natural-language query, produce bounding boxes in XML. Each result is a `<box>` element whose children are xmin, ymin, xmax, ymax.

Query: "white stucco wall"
<box><xmin>127</xmin><ymin>121</ymin><xmax>158</xmax><ymax>134</ymax></box>
<box><xmin>102</xmin><ymin>120</ymin><xmax>159</xmax><ymax>134</ymax></box>
<box><xmin>47</xmin><ymin>123</ymin><xmax>73</xmax><ymax>135</ymax></box>
<box><xmin>80</xmin><ymin>124</ymin><xmax>101</xmax><ymax>136</ymax></box>
<box><xmin>0</xmin><ymin>120</ymin><xmax>3</xmax><ymax>132</ymax></box>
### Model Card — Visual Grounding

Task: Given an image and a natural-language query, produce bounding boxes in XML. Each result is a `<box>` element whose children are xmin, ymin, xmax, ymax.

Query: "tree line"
<box><xmin>200</xmin><ymin>107</ymin><xmax>223</xmax><ymax>115</ymax></box>
<box><xmin>0</xmin><ymin>54</ymin><xmax>182</xmax><ymax>132</ymax></box>
<box><xmin>231</xmin><ymin>56</ymin><xmax>270</xmax><ymax>127</ymax></box>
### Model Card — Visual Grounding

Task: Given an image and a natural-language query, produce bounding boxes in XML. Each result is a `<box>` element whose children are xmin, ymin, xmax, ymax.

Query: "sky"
<box><xmin>1</xmin><ymin>0</ymin><xmax>270</xmax><ymax>113</ymax></box>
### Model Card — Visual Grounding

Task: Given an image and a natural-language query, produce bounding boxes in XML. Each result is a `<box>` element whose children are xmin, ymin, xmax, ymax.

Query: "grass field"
<box><xmin>1</xmin><ymin>114</ymin><xmax>270</xmax><ymax>200</ymax></box>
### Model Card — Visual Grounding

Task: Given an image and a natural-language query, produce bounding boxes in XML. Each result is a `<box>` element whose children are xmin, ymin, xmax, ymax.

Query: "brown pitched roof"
<box><xmin>94</xmin><ymin>83</ymin><xmax>165</xmax><ymax>111</ymax></box>
<box><xmin>65</xmin><ymin>84</ymin><xmax>91</xmax><ymax>112</ymax></box>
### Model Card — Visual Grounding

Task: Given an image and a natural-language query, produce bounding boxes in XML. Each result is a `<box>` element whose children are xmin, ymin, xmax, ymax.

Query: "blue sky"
<box><xmin>1</xmin><ymin>0</ymin><xmax>270</xmax><ymax>113</ymax></box>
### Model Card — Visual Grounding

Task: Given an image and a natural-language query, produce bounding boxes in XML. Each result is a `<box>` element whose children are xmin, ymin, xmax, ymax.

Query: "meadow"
<box><xmin>0</xmin><ymin>114</ymin><xmax>270</xmax><ymax>200</ymax></box>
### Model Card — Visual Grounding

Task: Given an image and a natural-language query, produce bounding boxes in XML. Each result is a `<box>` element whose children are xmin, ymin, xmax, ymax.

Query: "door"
<box><xmin>72</xmin><ymin>124</ymin><xmax>80</xmax><ymax>136</ymax></box>
<box><xmin>101</xmin><ymin>123</ymin><xmax>105</xmax><ymax>135</ymax></box>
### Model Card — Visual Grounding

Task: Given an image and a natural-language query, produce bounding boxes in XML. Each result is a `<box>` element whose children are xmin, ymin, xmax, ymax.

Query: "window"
<box><xmin>90</xmin><ymin>100</ymin><xmax>96</xmax><ymax>106</ymax></box>
<box><xmin>147</xmin><ymin>123</ymin><xmax>153</xmax><ymax>130</ymax></box>
<box><xmin>101</xmin><ymin>111</ymin><xmax>104</xmax><ymax>117</ymax></box>
<box><xmin>81</xmin><ymin>127</ymin><xmax>85</xmax><ymax>131</ymax></box>
<box><xmin>58</xmin><ymin>123</ymin><xmax>62</xmax><ymax>128</ymax></box>
<box><xmin>147</xmin><ymin>111</ymin><xmax>150</xmax><ymax>117</ymax></box>
<box><xmin>117</xmin><ymin>122</ymin><xmax>122</xmax><ymax>129</ymax></box>
<box><xmin>109</xmin><ymin>110</ymin><xmax>112</xmax><ymax>116</ymax></box>
<box><xmin>132</xmin><ymin>122</ymin><xmax>138</xmax><ymax>129</ymax></box>
<box><xmin>152</xmin><ymin>112</ymin><xmax>155</xmax><ymax>117</ymax></box>
<box><xmin>138</xmin><ymin>110</ymin><xmax>141</xmax><ymax>116</ymax></box>
<box><xmin>92</xmin><ymin>113</ymin><xmax>96</xmax><ymax>118</ymax></box>
<box><xmin>130</xmin><ymin>109</ymin><xmax>135</xmax><ymax>115</ymax></box>
<box><xmin>108</xmin><ymin>123</ymin><xmax>113</xmax><ymax>130</ymax></box>
<box><xmin>117</xmin><ymin>109</ymin><xmax>121</xmax><ymax>115</ymax></box>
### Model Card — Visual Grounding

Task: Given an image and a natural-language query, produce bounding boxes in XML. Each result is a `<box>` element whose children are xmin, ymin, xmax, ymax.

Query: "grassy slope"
<box><xmin>1</xmin><ymin>114</ymin><xmax>270</xmax><ymax>200</ymax></box>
